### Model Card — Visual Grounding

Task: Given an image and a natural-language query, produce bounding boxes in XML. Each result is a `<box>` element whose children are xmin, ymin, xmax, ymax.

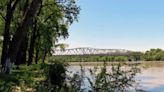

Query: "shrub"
<box><xmin>114</xmin><ymin>56</ymin><xmax>128</xmax><ymax>61</ymax></box>
<box><xmin>48</xmin><ymin>62</ymin><xmax>67</xmax><ymax>86</ymax></box>
<box><xmin>87</xmin><ymin>63</ymin><xmax>140</xmax><ymax>92</ymax></box>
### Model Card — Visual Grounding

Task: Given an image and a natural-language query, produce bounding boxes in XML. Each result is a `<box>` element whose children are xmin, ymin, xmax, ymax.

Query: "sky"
<box><xmin>60</xmin><ymin>0</ymin><xmax>164</xmax><ymax>51</ymax></box>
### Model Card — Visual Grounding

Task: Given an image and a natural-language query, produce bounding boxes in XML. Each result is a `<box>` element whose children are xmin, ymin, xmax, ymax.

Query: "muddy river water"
<box><xmin>68</xmin><ymin>65</ymin><xmax>164</xmax><ymax>92</ymax></box>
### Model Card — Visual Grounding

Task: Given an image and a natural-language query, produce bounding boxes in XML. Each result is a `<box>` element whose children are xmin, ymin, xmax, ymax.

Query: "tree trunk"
<box><xmin>3</xmin><ymin>0</ymin><xmax>41</xmax><ymax>74</ymax></box>
<box><xmin>2</xmin><ymin>58</ymin><xmax>12</xmax><ymax>74</ymax></box>
<box><xmin>42</xmin><ymin>51</ymin><xmax>47</xmax><ymax>63</ymax></box>
<box><xmin>34</xmin><ymin>32</ymin><xmax>41</xmax><ymax>64</ymax></box>
<box><xmin>22</xmin><ymin>35</ymin><xmax>28</xmax><ymax>64</ymax></box>
<box><xmin>27</xmin><ymin>1</ymin><xmax>42</xmax><ymax>65</ymax></box>
<box><xmin>35</xmin><ymin>48</ymin><xmax>39</xmax><ymax>64</ymax></box>
<box><xmin>15</xmin><ymin>47</ymin><xmax>22</xmax><ymax>68</ymax></box>
<box><xmin>15</xmin><ymin>35</ymin><xmax>28</xmax><ymax>66</ymax></box>
<box><xmin>1</xmin><ymin>10</ymin><xmax>11</xmax><ymax>67</ymax></box>
<box><xmin>1</xmin><ymin>0</ymin><xmax>19</xmax><ymax>67</ymax></box>
<box><xmin>27</xmin><ymin>22</ymin><xmax>37</xmax><ymax>66</ymax></box>
<box><xmin>8</xmin><ymin>0</ymin><xmax>41</xmax><ymax>61</ymax></box>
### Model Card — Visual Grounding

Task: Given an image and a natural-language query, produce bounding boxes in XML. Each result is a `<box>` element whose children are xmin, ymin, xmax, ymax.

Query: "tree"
<box><xmin>0</xmin><ymin>0</ymin><xmax>80</xmax><ymax>74</ymax></box>
<box><xmin>27</xmin><ymin>0</ymin><xmax>80</xmax><ymax>64</ymax></box>
<box><xmin>2</xmin><ymin>0</ymin><xmax>42</xmax><ymax>74</ymax></box>
<box><xmin>143</xmin><ymin>49</ymin><xmax>164</xmax><ymax>61</ymax></box>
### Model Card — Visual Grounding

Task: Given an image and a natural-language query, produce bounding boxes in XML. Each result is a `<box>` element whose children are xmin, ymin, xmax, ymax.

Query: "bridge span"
<box><xmin>53</xmin><ymin>47</ymin><xmax>131</xmax><ymax>56</ymax></box>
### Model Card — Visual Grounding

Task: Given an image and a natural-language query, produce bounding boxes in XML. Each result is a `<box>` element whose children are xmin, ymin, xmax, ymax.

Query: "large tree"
<box><xmin>0</xmin><ymin>0</ymin><xmax>80</xmax><ymax>74</ymax></box>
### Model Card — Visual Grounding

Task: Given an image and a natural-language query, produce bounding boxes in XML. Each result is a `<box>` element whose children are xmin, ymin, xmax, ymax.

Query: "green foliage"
<box><xmin>48</xmin><ymin>61</ymin><xmax>67</xmax><ymax>87</ymax></box>
<box><xmin>0</xmin><ymin>63</ymin><xmax>50</xmax><ymax>91</ymax></box>
<box><xmin>0</xmin><ymin>0</ymin><xmax>80</xmax><ymax>67</ymax></box>
<box><xmin>114</xmin><ymin>56</ymin><xmax>128</xmax><ymax>61</ymax></box>
<box><xmin>144</xmin><ymin>49</ymin><xmax>164</xmax><ymax>61</ymax></box>
<box><xmin>0</xmin><ymin>60</ymin><xmax>141</xmax><ymax>92</ymax></box>
<box><xmin>88</xmin><ymin>63</ymin><xmax>140</xmax><ymax>92</ymax></box>
<box><xmin>0</xmin><ymin>63</ymin><xmax>46</xmax><ymax>92</ymax></box>
<box><xmin>35</xmin><ymin>0</ymin><xmax>80</xmax><ymax>56</ymax></box>
<box><xmin>49</xmin><ymin>55</ymin><xmax>130</xmax><ymax>62</ymax></box>
<box><xmin>35</xmin><ymin>61</ymin><xmax>141</xmax><ymax>92</ymax></box>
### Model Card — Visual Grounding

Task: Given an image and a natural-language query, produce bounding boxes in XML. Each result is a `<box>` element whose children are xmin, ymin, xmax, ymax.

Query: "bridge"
<box><xmin>53</xmin><ymin>47</ymin><xmax>131</xmax><ymax>56</ymax></box>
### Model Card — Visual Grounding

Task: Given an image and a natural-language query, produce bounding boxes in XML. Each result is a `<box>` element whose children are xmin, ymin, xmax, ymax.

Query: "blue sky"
<box><xmin>60</xmin><ymin>0</ymin><xmax>164</xmax><ymax>51</ymax></box>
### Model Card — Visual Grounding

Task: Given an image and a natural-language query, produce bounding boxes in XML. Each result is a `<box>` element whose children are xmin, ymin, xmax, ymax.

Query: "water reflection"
<box><xmin>68</xmin><ymin>66</ymin><xmax>164</xmax><ymax>92</ymax></box>
<box><xmin>137</xmin><ymin>67</ymin><xmax>164</xmax><ymax>92</ymax></box>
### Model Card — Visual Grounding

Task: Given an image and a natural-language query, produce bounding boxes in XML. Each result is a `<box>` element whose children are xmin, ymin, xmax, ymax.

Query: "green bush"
<box><xmin>88</xmin><ymin>63</ymin><xmax>140</xmax><ymax>92</ymax></box>
<box><xmin>114</xmin><ymin>56</ymin><xmax>128</xmax><ymax>61</ymax></box>
<box><xmin>48</xmin><ymin>61</ymin><xmax>67</xmax><ymax>86</ymax></box>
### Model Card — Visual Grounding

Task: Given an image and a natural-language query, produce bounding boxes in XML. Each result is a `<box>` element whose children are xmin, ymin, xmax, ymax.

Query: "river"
<box><xmin>68</xmin><ymin>65</ymin><xmax>164</xmax><ymax>92</ymax></box>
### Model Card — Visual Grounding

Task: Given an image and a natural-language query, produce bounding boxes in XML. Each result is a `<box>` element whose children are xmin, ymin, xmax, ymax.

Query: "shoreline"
<box><xmin>68</xmin><ymin>61</ymin><xmax>164</xmax><ymax>67</ymax></box>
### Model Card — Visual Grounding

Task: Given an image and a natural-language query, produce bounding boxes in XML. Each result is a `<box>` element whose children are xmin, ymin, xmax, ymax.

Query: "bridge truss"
<box><xmin>53</xmin><ymin>47</ymin><xmax>130</xmax><ymax>56</ymax></box>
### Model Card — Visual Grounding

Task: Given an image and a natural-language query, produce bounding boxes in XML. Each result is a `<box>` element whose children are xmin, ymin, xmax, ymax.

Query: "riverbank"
<box><xmin>69</xmin><ymin>61</ymin><xmax>164</xmax><ymax>67</ymax></box>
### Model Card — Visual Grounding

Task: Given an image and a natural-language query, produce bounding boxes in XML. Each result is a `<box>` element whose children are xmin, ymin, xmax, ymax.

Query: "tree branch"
<box><xmin>11</xmin><ymin>0</ymin><xmax>19</xmax><ymax>11</ymax></box>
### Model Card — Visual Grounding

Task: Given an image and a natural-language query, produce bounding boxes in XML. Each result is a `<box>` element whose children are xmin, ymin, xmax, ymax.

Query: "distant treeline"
<box><xmin>50</xmin><ymin>49</ymin><xmax>164</xmax><ymax>62</ymax></box>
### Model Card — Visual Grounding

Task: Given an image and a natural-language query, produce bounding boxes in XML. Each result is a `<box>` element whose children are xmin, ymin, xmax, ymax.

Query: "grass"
<box><xmin>0</xmin><ymin>63</ymin><xmax>47</xmax><ymax>92</ymax></box>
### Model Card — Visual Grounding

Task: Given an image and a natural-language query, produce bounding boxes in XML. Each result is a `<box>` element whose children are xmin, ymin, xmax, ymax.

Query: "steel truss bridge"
<box><xmin>53</xmin><ymin>47</ymin><xmax>131</xmax><ymax>56</ymax></box>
